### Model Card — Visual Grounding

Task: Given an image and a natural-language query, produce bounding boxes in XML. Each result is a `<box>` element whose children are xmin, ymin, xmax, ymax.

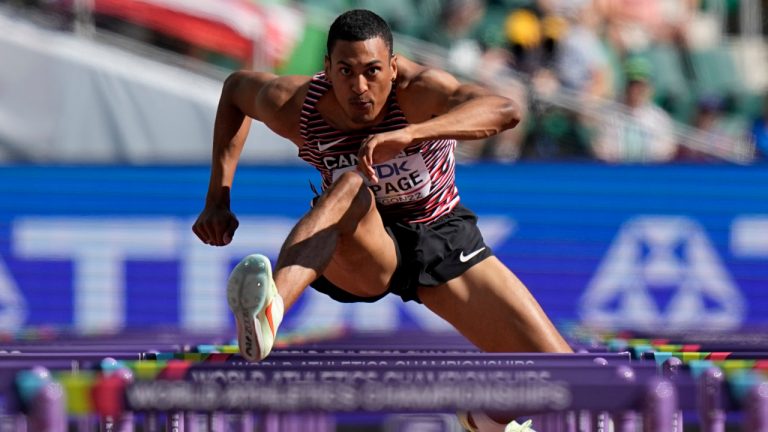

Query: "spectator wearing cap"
<box><xmin>502</xmin><ymin>6</ymin><xmax>566</xmax><ymax>73</ymax></box>
<box><xmin>592</xmin><ymin>57</ymin><xmax>678</xmax><ymax>163</ymax></box>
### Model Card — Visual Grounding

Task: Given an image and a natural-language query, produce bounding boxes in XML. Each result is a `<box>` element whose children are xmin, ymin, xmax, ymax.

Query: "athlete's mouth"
<box><xmin>350</xmin><ymin>100</ymin><xmax>372</xmax><ymax>111</ymax></box>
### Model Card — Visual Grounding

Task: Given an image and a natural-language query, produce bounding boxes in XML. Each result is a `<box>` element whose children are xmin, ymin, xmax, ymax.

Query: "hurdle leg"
<box><xmin>184</xmin><ymin>411</ymin><xmax>202</xmax><ymax>431</ymax></box>
<box><xmin>235</xmin><ymin>412</ymin><xmax>254</xmax><ymax>432</ymax></box>
<box><xmin>317</xmin><ymin>412</ymin><xmax>336</xmax><ymax>432</ymax></box>
<box><xmin>112</xmin><ymin>412</ymin><xmax>134</xmax><ymax>432</ymax></box>
<box><xmin>27</xmin><ymin>382</ymin><xmax>67</xmax><ymax>432</ymax></box>
<box><xmin>541</xmin><ymin>412</ymin><xmax>568</xmax><ymax>431</ymax></box>
<box><xmin>575</xmin><ymin>409</ymin><xmax>592</xmax><ymax>432</ymax></box>
<box><xmin>100</xmin><ymin>416</ymin><xmax>113</xmax><ymax>432</ymax></box>
<box><xmin>612</xmin><ymin>410</ymin><xmax>638</xmax><ymax>432</ymax></box>
<box><xmin>744</xmin><ymin>381</ymin><xmax>768</xmax><ymax>432</ymax></box>
<box><xmin>141</xmin><ymin>412</ymin><xmax>160</xmax><ymax>432</ymax></box>
<box><xmin>206</xmin><ymin>412</ymin><xmax>226</xmax><ymax>432</ymax></box>
<box><xmin>261</xmin><ymin>412</ymin><xmax>281</xmax><ymax>432</ymax></box>
<box><xmin>643</xmin><ymin>378</ymin><xmax>677</xmax><ymax>432</ymax></box>
<box><xmin>662</xmin><ymin>357</ymin><xmax>684</xmax><ymax>432</ymax></box>
<box><xmin>563</xmin><ymin>411</ymin><xmax>575</xmax><ymax>432</ymax></box>
<box><xmin>280</xmin><ymin>413</ymin><xmax>305</xmax><ymax>432</ymax></box>
<box><xmin>165</xmin><ymin>412</ymin><xmax>183</xmax><ymax>432</ymax></box>
<box><xmin>697</xmin><ymin>367</ymin><xmax>725</xmax><ymax>432</ymax></box>
<box><xmin>672</xmin><ymin>411</ymin><xmax>683</xmax><ymax>432</ymax></box>
<box><xmin>591</xmin><ymin>411</ymin><xmax>610</xmax><ymax>432</ymax></box>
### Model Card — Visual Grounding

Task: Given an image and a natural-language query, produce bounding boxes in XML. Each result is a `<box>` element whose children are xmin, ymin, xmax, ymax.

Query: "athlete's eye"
<box><xmin>339</xmin><ymin>67</ymin><xmax>351</xmax><ymax>76</ymax></box>
<box><xmin>366</xmin><ymin>67</ymin><xmax>381</xmax><ymax>77</ymax></box>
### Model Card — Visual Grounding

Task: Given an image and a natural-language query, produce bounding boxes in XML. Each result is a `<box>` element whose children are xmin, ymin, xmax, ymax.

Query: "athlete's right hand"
<box><xmin>192</xmin><ymin>205</ymin><xmax>239</xmax><ymax>246</ymax></box>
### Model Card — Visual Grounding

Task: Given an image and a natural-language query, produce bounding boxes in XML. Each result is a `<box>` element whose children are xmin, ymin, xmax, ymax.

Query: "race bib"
<box><xmin>331</xmin><ymin>153</ymin><xmax>432</xmax><ymax>205</ymax></box>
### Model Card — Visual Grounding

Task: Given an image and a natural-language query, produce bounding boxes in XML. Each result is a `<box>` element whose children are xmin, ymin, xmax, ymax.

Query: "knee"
<box><xmin>316</xmin><ymin>171</ymin><xmax>373</xmax><ymax>221</ymax></box>
<box><xmin>330</xmin><ymin>170</ymin><xmax>366</xmax><ymax>192</ymax></box>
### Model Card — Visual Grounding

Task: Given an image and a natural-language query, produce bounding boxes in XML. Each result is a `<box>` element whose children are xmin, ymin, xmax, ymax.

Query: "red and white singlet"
<box><xmin>298</xmin><ymin>73</ymin><xmax>459</xmax><ymax>224</ymax></box>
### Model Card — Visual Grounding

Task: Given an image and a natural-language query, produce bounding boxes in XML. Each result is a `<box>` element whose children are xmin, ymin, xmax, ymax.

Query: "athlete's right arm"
<box><xmin>192</xmin><ymin>71</ymin><xmax>306</xmax><ymax>246</ymax></box>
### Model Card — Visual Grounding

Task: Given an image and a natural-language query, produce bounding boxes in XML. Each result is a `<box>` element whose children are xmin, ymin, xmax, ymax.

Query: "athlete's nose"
<box><xmin>351</xmin><ymin>74</ymin><xmax>368</xmax><ymax>95</ymax></box>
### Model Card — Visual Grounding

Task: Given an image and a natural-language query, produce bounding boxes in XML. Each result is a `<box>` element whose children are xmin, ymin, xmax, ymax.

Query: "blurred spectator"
<box><xmin>752</xmin><ymin>94</ymin><xmax>768</xmax><ymax>160</ymax></box>
<box><xmin>504</xmin><ymin>8</ymin><xmax>546</xmax><ymax>74</ymax></box>
<box><xmin>417</xmin><ymin>0</ymin><xmax>536</xmax><ymax>162</ymax></box>
<box><xmin>597</xmin><ymin>0</ymin><xmax>700</xmax><ymax>54</ymax></box>
<box><xmin>520</xmin><ymin>106</ymin><xmax>594</xmax><ymax>160</ymax></box>
<box><xmin>677</xmin><ymin>95</ymin><xmax>740</xmax><ymax>162</ymax></box>
<box><xmin>478</xmin><ymin>7</ymin><xmax>560</xmax><ymax>161</ymax></box>
<box><xmin>419</xmin><ymin>0</ymin><xmax>487</xmax><ymax>75</ymax></box>
<box><xmin>552</xmin><ymin>0</ymin><xmax>614</xmax><ymax>99</ymax></box>
<box><xmin>502</xmin><ymin>7</ymin><xmax>567</xmax><ymax>74</ymax></box>
<box><xmin>592</xmin><ymin>57</ymin><xmax>678</xmax><ymax>163</ymax></box>
<box><xmin>357</xmin><ymin>0</ymin><xmax>422</xmax><ymax>38</ymax></box>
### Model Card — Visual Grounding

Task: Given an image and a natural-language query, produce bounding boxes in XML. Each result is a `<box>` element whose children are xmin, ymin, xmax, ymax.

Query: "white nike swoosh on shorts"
<box><xmin>459</xmin><ymin>247</ymin><xmax>486</xmax><ymax>263</ymax></box>
<box><xmin>317</xmin><ymin>137</ymin><xmax>346</xmax><ymax>152</ymax></box>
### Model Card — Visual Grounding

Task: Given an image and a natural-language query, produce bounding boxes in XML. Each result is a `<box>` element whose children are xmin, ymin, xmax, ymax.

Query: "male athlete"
<box><xmin>193</xmin><ymin>9</ymin><xmax>571</xmax><ymax>431</ymax></box>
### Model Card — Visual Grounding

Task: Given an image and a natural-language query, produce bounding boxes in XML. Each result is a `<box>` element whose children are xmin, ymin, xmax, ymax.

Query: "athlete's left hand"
<box><xmin>357</xmin><ymin>128</ymin><xmax>414</xmax><ymax>183</ymax></box>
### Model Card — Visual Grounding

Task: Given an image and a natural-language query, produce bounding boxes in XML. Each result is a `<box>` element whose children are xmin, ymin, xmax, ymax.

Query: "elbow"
<box><xmin>223</xmin><ymin>71</ymin><xmax>246</xmax><ymax>95</ymax></box>
<box><xmin>501</xmin><ymin>98</ymin><xmax>522</xmax><ymax>130</ymax></box>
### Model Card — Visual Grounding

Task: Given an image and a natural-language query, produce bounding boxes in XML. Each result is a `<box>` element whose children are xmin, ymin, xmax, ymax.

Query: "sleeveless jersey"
<box><xmin>298</xmin><ymin>73</ymin><xmax>459</xmax><ymax>224</ymax></box>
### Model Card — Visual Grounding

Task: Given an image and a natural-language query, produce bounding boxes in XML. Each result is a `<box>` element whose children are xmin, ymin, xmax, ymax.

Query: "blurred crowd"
<box><xmin>4</xmin><ymin>0</ymin><xmax>768</xmax><ymax>163</ymax></box>
<box><xmin>359</xmin><ymin>0</ymin><xmax>768</xmax><ymax>164</ymax></box>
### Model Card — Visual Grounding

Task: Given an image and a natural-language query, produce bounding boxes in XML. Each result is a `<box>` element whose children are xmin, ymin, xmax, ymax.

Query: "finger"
<box><xmin>364</xmin><ymin>136</ymin><xmax>375</xmax><ymax>163</ymax></box>
<box><xmin>192</xmin><ymin>221</ymin><xmax>206</xmax><ymax>242</ymax></box>
<box><xmin>223</xmin><ymin>217</ymin><xmax>239</xmax><ymax>245</ymax></box>
<box><xmin>359</xmin><ymin>160</ymin><xmax>377</xmax><ymax>184</ymax></box>
<box><xmin>363</xmin><ymin>156</ymin><xmax>378</xmax><ymax>184</ymax></box>
<box><xmin>357</xmin><ymin>152</ymin><xmax>373</xmax><ymax>182</ymax></box>
<box><xmin>360</xmin><ymin>137</ymin><xmax>379</xmax><ymax>183</ymax></box>
<box><xmin>211</xmin><ymin>221</ymin><xmax>226</xmax><ymax>246</ymax></box>
<box><xmin>194</xmin><ymin>223</ymin><xmax>212</xmax><ymax>245</ymax></box>
<box><xmin>355</xmin><ymin>164</ymin><xmax>371</xmax><ymax>183</ymax></box>
<box><xmin>192</xmin><ymin>224</ymin><xmax>205</xmax><ymax>243</ymax></box>
<box><xmin>203</xmin><ymin>225</ymin><xmax>216</xmax><ymax>245</ymax></box>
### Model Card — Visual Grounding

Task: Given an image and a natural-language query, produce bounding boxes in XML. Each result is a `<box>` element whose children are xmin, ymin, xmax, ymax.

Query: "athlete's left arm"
<box><xmin>357</xmin><ymin>67</ymin><xmax>520</xmax><ymax>182</ymax></box>
<box><xmin>404</xmin><ymin>68</ymin><xmax>522</xmax><ymax>140</ymax></box>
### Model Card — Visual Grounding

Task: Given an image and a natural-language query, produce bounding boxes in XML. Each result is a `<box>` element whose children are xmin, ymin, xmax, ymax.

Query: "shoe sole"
<box><xmin>227</xmin><ymin>254</ymin><xmax>273</xmax><ymax>362</ymax></box>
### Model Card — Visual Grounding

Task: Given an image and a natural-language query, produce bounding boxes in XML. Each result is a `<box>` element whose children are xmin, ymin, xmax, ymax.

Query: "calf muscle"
<box><xmin>273</xmin><ymin>172</ymin><xmax>384</xmax><ymax>306</ymax></box>
<box><xmin>419</xmin><ymin>257</ymin><xmax>572</xmax><ymax>353</ymax></box>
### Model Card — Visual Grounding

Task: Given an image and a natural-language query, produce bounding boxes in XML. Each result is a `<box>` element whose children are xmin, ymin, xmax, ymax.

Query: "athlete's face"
<box><xmin>325</xmin><ymin>37</ymin><xmax>397</xmax><ymax>126</ymax></box>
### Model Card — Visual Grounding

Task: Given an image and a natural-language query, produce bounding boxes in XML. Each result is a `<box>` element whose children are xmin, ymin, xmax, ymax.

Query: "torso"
<box><xmin>297</xmin><ymin>73</ymin><xmax>459</xmax><ymax>224</ymax></box>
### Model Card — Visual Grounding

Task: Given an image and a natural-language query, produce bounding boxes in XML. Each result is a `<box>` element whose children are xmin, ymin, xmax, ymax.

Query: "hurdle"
<box><xmin>6</xmin><ymin>328</ymin><xmax>768</xmax><ymax>431</ymax></box>
<box><xmin>113</xmin><ymin>362</ymin><xmax>677</xmax><ymax>431</ymax></box>
<box><xmin>1</xmin><ymin>350</ymin><xmax>664</xmax><ymax>432</ymax></box>
<box><xmin>0</xmin><ymin>353</ymin><xmax>688</xmax><ymax>431</ymax></box>
<box><xmin>577</xmin><ymin>328</ymin><xmax>768</xmax><ymax>432</ymax></box>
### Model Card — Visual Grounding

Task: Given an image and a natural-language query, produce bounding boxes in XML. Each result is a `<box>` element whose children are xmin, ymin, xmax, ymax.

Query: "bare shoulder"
<box><xmin>229</xmin><ymin>72</ymin><xmax>312</xmax><ymax>142</ymax></box>
<box><xmin>394</xmin><ymin>56</ymin><xmax>470</xmax><ymax>122</ymax></box>
<box><xmin>258</xmin><ymin>74</ymin><xmax>312</xmax><ymax>108</ymax></box>
<box><xmin>395</xmin><ymin>56</ymin><xmax>461</xmax><ymax>95</ymax></box>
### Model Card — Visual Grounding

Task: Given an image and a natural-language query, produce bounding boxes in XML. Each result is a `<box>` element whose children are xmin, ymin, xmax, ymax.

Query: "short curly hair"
<box><xmin>327</xmin><ymin>9</ymin><xmax>393</xmax><ymax>58</ymax></box>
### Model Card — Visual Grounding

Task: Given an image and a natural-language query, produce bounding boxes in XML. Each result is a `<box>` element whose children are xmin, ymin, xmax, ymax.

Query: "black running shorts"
<box><xmin>310</xmin><ymin>203</ymin><xmax>492</xmax><ymax>303</ymax></box>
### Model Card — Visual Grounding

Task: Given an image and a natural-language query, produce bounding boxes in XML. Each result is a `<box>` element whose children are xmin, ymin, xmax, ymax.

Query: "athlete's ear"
<box><xmin>390</xmin><ymin>54</ymin><xmax>398</xmax><ymax>82</ymax></box>
<box><xmin>324</xmin><ymin>55</ymin><xmax>331</xmax><ymax>81</ymax></box>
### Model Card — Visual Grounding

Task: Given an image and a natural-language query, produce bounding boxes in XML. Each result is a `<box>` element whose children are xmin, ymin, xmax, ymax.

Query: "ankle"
<box><xmin>270</xmin><ymin>293</ymin><xmax>285</xmax><ymax>332</ymax></box>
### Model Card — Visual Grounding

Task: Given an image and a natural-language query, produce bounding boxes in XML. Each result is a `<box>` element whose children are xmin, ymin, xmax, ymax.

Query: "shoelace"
<box><xmin>505</xmin><ymin>419</ymin><xmax>535</xmax><ymax>432</ymax></box>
